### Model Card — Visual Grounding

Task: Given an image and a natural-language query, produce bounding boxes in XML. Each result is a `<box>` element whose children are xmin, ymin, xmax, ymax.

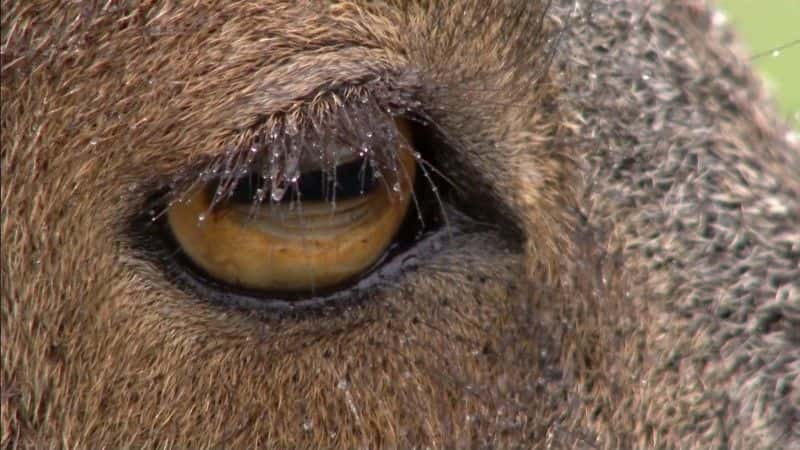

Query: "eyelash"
<box><xmin>150</xmin><ymin>91</ymin><xmax>428</xmax><ymax>215</ymax></box>
<box><xmin>133</xmin><ymin>92</ymin><xmax>458</xmax><ymax>311</ymax></box>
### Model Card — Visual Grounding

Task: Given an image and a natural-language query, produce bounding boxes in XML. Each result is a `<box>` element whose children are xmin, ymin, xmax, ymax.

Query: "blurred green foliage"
<box><xmin>718</xmin><ymin>1</ymin><xmax>800</xmax><ymax>128</ymax></box>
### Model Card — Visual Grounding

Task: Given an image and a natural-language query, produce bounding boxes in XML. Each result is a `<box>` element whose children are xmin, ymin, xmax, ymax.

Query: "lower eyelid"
<box><xmin>156</xmin><ymin>213</ymin><xmax>465</xmax><ymax>312</ymax></box>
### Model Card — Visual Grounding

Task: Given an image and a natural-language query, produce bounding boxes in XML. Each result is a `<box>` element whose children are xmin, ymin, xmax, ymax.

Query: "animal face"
<box><xmin>2</xmin><ymin>1</ymin><xmax>798</xmax><ymax>448</ymax></box>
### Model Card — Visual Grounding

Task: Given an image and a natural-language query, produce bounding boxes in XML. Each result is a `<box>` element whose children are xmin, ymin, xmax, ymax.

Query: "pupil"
<box><xmin>228</xmin><ymin>158</ymin><xmax>376</xmax><ymax>204</ymax></box>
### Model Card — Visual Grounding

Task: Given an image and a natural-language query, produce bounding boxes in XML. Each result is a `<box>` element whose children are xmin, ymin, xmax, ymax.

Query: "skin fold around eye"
<box><xmin>166</xmin><ymin>143</ymin><xmax>417</xmax><ymax>293</ymax></box>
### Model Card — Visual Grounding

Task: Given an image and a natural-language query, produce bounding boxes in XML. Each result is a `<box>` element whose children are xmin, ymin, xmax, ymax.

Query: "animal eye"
<box><xmin>165</xmin><ymin>119</ymin><xmax>421</xmax><ymax>295</ymax></box>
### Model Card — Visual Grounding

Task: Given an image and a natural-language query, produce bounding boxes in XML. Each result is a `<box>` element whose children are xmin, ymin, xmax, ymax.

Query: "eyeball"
<box><xmin>166</xmin><ymin>127</ymin><xmax>417</xmax><ymax>293</ymax></box>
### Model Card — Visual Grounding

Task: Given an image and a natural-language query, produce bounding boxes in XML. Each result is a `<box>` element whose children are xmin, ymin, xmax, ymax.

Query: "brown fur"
<box><xmin>2</xmin><ymin>1</ymin><xmax>798</xmax><ymax>448</ymax></box>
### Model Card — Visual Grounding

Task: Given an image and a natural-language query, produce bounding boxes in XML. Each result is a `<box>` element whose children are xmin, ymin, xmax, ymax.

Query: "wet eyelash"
<box><xmin>144</xmin><ymin>89</ymin><xmax>450</xmax><ymax>236</ymax></box>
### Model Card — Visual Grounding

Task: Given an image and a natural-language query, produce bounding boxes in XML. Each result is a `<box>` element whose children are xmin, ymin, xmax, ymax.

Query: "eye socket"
<box><xmin>165</xmin><ymin>120</ymin><xmax>419</xmax><ymax>294</ymax></box>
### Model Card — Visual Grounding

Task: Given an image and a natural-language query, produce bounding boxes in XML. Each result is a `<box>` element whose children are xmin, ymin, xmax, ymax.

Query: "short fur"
<box><xmin>2</xmin><ymin>0</ymin><xmax>798</xmax><ymax>448</ymax></box>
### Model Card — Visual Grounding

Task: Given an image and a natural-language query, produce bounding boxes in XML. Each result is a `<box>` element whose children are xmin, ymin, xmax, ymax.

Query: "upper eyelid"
<box><xmin>236</xmin><ymin>47</ymin><xmax>407</xmax><ymax>125</ymax></box>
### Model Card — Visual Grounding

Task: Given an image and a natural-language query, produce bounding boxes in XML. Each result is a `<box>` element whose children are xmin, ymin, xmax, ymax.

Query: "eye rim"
<box><xmin>130</xmin><ymin>113</ymin><xmax>451</xmax><ymax>310</ymax></box>
<box><xmin>143</xmin><ymin>165</ymin><xmax>454</xmax><ymax>312</ymax></box>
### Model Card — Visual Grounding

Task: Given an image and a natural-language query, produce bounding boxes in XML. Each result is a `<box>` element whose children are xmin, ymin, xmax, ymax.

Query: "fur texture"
<box><xmin>2</xmin><ymin>0</ymin><xmax>798</xmax><ymax>448</ymax></box>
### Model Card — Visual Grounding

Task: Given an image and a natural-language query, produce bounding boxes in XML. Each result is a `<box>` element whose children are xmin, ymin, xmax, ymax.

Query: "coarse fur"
<box><xmin>1</xmin><ymin>0</ymin><xmax>798</xmax><ymax>448</ymax></box>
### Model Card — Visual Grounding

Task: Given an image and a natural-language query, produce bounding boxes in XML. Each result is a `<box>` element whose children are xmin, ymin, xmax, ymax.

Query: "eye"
<box><xmin>163</xmin><ymin>117</ymin><xmax>427</xmax><ymax>297</ymax></box>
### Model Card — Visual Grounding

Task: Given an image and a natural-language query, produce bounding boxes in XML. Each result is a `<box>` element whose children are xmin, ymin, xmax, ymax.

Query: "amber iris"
<box><xmin>167</xmin><ymin>138</ymin><xmax>417</xmax><ymax>293</ymax></box>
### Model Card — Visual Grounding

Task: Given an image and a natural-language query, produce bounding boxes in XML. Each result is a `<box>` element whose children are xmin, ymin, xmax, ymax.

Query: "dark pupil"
<box><xmin>229</xmin><ymin>158</ymin><xmax>376</xmax><ymax>204</ymax></box>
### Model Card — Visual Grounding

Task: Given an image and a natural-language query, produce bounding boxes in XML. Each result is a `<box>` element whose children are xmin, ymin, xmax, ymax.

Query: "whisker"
<box><xmin>751</xmin><ymin>38</ymin><xmax>800</xmax><ymax>60</ymax></box>
<box><xmin>416</xmin><ymin>158</ymin><xmax>462</xmax><ymax>195</ymax></box>
<box><xmin>396</xmin><ymin>147</ymin><xmax>426</xmax><ymax>230</ymax></box>
<box><xmin>416</xmin><ymin>153</ymin><xmax>452</xmax><ymax>242</ymax></box>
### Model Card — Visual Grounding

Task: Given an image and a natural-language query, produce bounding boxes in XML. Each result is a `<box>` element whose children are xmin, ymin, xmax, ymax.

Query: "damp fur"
<box><xmin>2</xmin><ymin>1</ymin><xmax>799</xmax><ymax>449</ymax></box>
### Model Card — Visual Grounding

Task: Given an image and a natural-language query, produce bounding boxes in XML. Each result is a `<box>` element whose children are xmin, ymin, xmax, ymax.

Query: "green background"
<box><xmin>719</xmin><ymin>1</ymin><xmax>800</xmax><ymax>128</ymax></box>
